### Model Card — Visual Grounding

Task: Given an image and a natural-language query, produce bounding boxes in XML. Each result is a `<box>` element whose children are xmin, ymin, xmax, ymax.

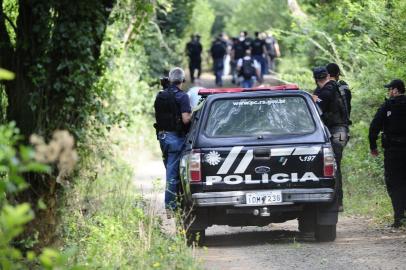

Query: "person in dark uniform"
<box><xmin>185</xmin><ymin>34</ymin><xmax>202</xmax><ymax>83</ymax></box>
<box><xmin>231</xmin><ymin>37</ymin><xmax>246</xmax><ymax>84</ymax></box>
<box><xmin>326</xmin><ymin>63</ymin><xmax>352</xmax><ymax>121</ymax></box>
<box><xmin>210</xmin><ymin>36</ymin><xmax>226</xmax><ymax>86</ymax></box>
<box><xmin>313</xmin><ymin>66</ymin><xmax>350</xmax><ymax>211</ymax></box>
<box><xmin>250</xmin><ymin>32</ymin><xmax>268</xmax><ymax>81</ymax></box>
<box><xmin>369</xmin><ymin>79</ymin><xmax>406</xmax><ymax>228</ymax></box>
<box><xmin>154</xmin><ymin>67</ymin><xmax>191</xmax><ymax>215</ymax></box>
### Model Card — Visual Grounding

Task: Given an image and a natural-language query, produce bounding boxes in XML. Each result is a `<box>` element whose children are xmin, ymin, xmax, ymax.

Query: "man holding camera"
<box><xmin>154</xmin><ymin>67</ymin><xmax>191</xmax><ymax>215</ymax></box>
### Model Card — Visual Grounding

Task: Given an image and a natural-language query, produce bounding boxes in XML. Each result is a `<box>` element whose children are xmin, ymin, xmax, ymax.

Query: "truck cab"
<box><xmin>179</xmin><ymin>85</ymin><xmax>338</xmax><ymax>244</ymax></box>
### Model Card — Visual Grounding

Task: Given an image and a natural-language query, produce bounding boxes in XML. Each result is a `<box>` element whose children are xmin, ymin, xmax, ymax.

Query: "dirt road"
<box><xmin>134</xmin><ymin>74</ymin><xmax>406</xmax><ymax>270</ymax></box>
<box><xmin>134</xmin><ymin>158</ymin><xmax>406</xmax><ymax>270</ymax></box>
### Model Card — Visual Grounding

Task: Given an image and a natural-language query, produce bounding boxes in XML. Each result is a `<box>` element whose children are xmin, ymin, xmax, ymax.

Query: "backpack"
<box><xmin>240</xmin><ymin>59</ymin><xmax>256</xmax><ymax>80</ymax></box>
<box><xmin>337</xmin><ymin>81</ymin><xmax>352</xmax><ymax>124</ymax></box>
<box><xmin>154</xmin><ymin>88</ymin><xmax>182</xmax><ymax>132</ymax></box>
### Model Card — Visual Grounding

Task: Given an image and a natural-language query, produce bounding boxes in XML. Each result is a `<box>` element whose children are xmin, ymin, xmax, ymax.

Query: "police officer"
<box><xmin>313</xmin><ymin>66</ymin><xmax>350</xmax><ymax>211</ymax></box>
<box><xmin>185</xmin><ymin>35</ymin><xmax>202</xmax><ymax>83</ymax></box>
<box><xmin>326</xmin><ymin>63</ymin><xmax>352</xmax><ymax>121</ymax></box>
<box><xmin>154</xmin><ymin>67</ymin><xmax>192</xmax><ymax>216</ymax></box>
<box><xmin>210</xmin><ymin>36</ymin><xmax>226</xmax><ymax>86</ymax></box>
<box><xmin>369</xmin><ymin>79</ymin><xmax>406</xmax><ymax>228</ymax></box>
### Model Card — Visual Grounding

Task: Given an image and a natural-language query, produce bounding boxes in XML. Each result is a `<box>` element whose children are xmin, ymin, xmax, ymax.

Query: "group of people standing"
<box><xmin>185</xmin><ymin>31</ymin><xmax>280</xmax><ymax>88</ymax></box>
<box><xmin>313</xmin><ymin>63</ymin><xmax>406</xmax><ymax>228</ymax></box>
<box><xmin>155</xmin><ymin>60</ymin><xmax>406</xmax><ymax>228</ymax></box>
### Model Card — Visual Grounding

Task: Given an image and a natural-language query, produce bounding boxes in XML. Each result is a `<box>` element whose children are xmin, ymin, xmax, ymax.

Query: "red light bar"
<box><xmin>198</xmin><ymin>84</ymin><xmax>299</xmax><ymax>95</ymax></box>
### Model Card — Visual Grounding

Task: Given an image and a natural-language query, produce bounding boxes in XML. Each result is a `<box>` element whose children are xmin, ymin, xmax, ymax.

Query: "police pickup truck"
<box><xmin>179</xmin><ymin>85</ymin><xmax>338</xmax><ymax>245</ymax></box>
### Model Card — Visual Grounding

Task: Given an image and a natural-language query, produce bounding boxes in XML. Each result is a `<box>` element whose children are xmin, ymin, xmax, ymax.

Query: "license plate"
<box><xmin>246</xmin><ymin>191</ymin><xmax>282</xmax><ymax>205</ymax></box>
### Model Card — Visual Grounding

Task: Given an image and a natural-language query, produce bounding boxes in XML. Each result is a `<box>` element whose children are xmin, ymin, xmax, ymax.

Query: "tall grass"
<box><xmin>59</xmin><ymin>127</ymin><xmax>201</xmax><ymax>269</ymax></box>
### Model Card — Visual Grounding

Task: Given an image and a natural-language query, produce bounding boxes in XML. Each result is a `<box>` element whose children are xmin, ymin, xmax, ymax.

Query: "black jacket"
<box><xmin>369</xmin><ymin>95</ymin><xmax>406</xmax><ymax>150</ymax></box>
<box><xmin>316</xmin><ymin>80</ymin><xmax>349</xmax><ymax>129</ymax></box>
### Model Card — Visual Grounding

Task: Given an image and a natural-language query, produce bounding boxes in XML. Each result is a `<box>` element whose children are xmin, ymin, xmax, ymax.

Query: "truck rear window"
<box><xmin>205</xmin><ymin>96</ymin><xmax>315</xmax><ymax>137</ymax></box>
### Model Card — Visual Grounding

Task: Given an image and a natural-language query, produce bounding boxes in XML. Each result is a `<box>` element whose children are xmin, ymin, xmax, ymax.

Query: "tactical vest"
<box><xmin>322</xmin><ymin>81</ymin><xmax>350</xmax><ymax>128</ymax></box>
<box><xmin>383</xmin><ymin>95</ymin><xmax>406</xmax><ymax>147</ymax></box>
<box><xmin>337</xmin><ymin>81</ymin><xmax>351</xmax><ymax>121</ymax></box>
<box><xmin>154</xmin><ymin>87</ymin><xmax>183</xmax><ymax>133</ymax></box>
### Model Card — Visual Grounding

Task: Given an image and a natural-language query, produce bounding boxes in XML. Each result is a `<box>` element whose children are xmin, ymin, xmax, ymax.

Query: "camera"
<box><xmin>160</xmin><ymin>77</ymin><xmax>170</xmax><ymax>89</ymax></box>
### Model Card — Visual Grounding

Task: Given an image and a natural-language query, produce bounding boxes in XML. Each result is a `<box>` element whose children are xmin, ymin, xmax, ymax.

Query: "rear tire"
<box><xmin>315</xmin><ymin>224</ymin><xmax>336</xmax><ymax>242</ymax></box>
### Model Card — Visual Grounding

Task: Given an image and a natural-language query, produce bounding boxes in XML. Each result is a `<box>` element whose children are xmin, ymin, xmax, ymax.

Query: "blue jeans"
<box><xmin>158</xmin><ymin>132</ymin><xmax>185</xmax><ymax>210</ymax></box>
<box><xmin>253</xmin><ymin>55</ymin><xmax>266</xmax><ymax>79</ymax></box>
<box><xmin>241</xmin><ymin>78</ymin><xmax>255</xmax><ymax>88</ymax></box>
<box><xmin>213</xmin><ymin>58</ymin><xmax>224</xmax><ymax>86</ymax></box>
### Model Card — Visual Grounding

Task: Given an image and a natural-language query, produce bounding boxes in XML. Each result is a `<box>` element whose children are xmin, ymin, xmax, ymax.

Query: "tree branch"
<box><xmin>3</xmin><ymin>13</ymin><xmax>17</xmax><ymax>34</ymax></box>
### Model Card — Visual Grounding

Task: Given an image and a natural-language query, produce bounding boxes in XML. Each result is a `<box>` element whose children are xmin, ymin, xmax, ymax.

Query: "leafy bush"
<box><xmin>60</xmin><ymin>131</ymin><xmax>200</xmax><ymax>270</ymax></box>
<box><xmin>0</xmin><ymin>123</ymin><xmax>82</xmax><ymax>269</ymax></box>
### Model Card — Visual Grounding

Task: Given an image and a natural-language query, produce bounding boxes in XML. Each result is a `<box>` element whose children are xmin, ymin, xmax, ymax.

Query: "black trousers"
<box><xmin>384</xmin><ymin>148</ymin><xmax>406</xmax><ymax>222</ymax></box>
<box><xmin>189</xmin><ymin>59</ymin><xmax>201</xmax><ymax>83</ymax></box>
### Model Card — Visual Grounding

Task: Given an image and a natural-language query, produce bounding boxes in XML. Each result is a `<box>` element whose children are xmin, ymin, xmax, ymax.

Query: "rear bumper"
<box><xmin>192</xmin><ymin>188</ymin><xmax>335</xmax><ymax>207</ymax></box>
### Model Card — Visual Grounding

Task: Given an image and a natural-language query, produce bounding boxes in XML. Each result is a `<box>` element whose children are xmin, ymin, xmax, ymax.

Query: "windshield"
<box><xmin>205</xmin><ymin>96</ymin><xmax>315</xmax><ymax>137</ymax></box>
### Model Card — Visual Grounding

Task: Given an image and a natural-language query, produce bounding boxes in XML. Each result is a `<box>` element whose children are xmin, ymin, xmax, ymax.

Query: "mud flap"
<box><xmin>189</xmin><ymin>207</ymin><xmax>209</xmax><ymax>230</ymax></box>
<box><xmin>316</xmin><ymin>196</ymin><xmax>339</xmax><ymax>225</ymax></box>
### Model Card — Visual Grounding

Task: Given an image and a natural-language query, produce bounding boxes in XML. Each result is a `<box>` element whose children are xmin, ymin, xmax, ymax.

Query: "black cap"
<box><xmin>313</xmin><ymin>66</ymin><xmax>328</xmax><ymax>80</ymax></box>
<box><xmin>384</xmin><ymin>79</ymin><xmax>405</xmax><ymax>92</ymax></box>
<box><xmin>326</xmin><ymin>63</ymin><xmax>341</xmax><ymax>77</ymax></box>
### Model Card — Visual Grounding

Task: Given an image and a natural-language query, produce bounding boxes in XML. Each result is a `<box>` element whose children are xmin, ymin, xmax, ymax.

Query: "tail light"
<box><xmin>188</xmin><ymin>150</ymin><xmax>201</xmax><ymax>182</ymax></box>
<box><xmin>323</xmin><ymin>146</ymin><xmax>335</xmax><ymax>177</ymax></box>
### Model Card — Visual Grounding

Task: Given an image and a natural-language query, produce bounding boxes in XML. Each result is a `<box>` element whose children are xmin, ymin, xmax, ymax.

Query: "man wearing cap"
<box><xmin>369</xmin><ymin>79</ymin><xmax>406</xmax><ymax>228</ymax></box>
<box><xmin>313</xmin><ymin>66</ymin><xmax>350</xmax><ymax>212</ymax></box>
<box><xmin>154</xmin><ymin>67</ymin><xmax>192</xmax><ymax>215</ymax></box>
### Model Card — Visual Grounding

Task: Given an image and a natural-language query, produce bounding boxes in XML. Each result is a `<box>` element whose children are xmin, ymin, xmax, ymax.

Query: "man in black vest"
<box><xmin>313</xmin><ymin>66</ymin><xmax>350</xmax><ymax>212</ymax></box>
<box><xmin>154</xmin><ymin>67</ymin><xmax>191</xmax><ymax>215</ymax></box>
<box><xmin>369</xmin><ymin>79</ymin><xmax>406</xmax><ymax>228</ymax></box>
<box><xmin>326</xmin><ymin>63</ymin><xmax>352</xmax><ymax>120</ymax></box>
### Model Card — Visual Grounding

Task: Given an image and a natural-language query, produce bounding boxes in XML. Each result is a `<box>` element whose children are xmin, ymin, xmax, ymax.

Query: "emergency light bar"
<box><xmin>198</xmin><ymin>84</ymin><xmax>299</xmax><ymax>95</ymax></box>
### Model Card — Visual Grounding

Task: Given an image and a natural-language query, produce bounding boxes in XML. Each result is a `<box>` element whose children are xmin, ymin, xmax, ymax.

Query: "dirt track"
<box><xmin>134</xmin><ymin>158</ymin><xmax>406</xmax><ymax>270</ymax></box>
<box><xmin>134</xmin><ymin>74</ymin><xmax>406</xmax><ymax>270</ymax></box>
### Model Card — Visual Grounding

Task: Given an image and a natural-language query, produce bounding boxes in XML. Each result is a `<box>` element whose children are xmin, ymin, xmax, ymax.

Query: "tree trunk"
<box><xmin>0</xmin><ymin>0</ymin><xmax>115</xmax><ymax>249</ymax></box>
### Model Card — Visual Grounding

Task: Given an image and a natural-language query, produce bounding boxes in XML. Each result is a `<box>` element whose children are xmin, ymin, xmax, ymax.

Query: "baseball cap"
<box><xmin>384</xmin><ymin>79</ymin><xmax>405</xmax><ymax>91</ymax></box>
<box><xmin>313</xmin><ymin>66</ymin><xmax>328</xmax><ymax>80</ymax></box>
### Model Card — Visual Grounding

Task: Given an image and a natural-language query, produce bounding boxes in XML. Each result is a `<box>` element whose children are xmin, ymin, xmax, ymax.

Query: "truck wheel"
<box><xmin>315</xmin><ymin>224</ymin><xmax>336</xmax><ymax>242</ymax></box>
<box><xmin>186</xmin><ymin>229</ymin><xmax>205</xmax><ymax>246</ymax></box>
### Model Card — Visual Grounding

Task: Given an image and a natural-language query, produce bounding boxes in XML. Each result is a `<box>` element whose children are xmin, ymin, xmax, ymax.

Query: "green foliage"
<box><xmin>274</xmin><ymin>0</ymin><xmax>405</xmax><ymax>222</ymax></box>
<box><xmin>61</xmin><ymin>136</ymin><xmax>200</xmax><ymax>269</ymax></box>
<box><xmin>0</xmin><ymin>123</ymin><xmax>49</xmax><ymax>200</ymax></box>
<box><xmin>0</xmin><ymin>123</ymin><xmax>81</xmax><ymax>269</ymax></box>
<box><xmin>207</xmin><ymin>0</ymin><xmax>239</xmax><ymax>36</ymax></box>
<box><xmin>225</xmin><ymin>0</ymin><xmax>292</xmax><ymax>36</ymax></box>
<box><xmin>156</xmin><ymin>0</ymin><xmax>196</xmax><ymax>38</ymax></box>
<box><xmin>1</xmin><ymin>0</ymin><xmax>18</xmax><ymax>46</ymax></box>
<box><xmin>0</xmin><ymin>68</ymin><xmax>14</xmax><ymax>80</ymax></box>
<box><xmin>184</xmin><ymin>0</ymin><xmax>216</xmax><ymax>54</ymax></box>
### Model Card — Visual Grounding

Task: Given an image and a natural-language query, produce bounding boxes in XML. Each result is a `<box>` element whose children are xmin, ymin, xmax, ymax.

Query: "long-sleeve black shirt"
<box><xmin>369</xmin><ymin>101</ymin><xmax>387</xmax><ymax>151</ymax></box>
<box><xmin>369</xmin><ymin>95</ymin><xmax>406</xmax><ymax>150</ymax></box>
